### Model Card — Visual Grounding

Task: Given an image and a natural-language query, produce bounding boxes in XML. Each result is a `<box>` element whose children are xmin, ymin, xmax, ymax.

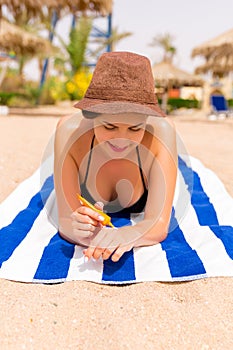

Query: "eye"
<box><xmin>129</xmin><ymin>126</ymin><xmax>142</xmax><ymax>132</ymax></box>
<box><xmin>103</xmin><ymin>125</ymin><xmax>116</xmax><ymax>130</ymax></box>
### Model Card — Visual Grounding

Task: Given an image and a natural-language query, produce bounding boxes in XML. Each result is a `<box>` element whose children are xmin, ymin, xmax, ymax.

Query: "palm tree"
<box><xmin>89</xmin><ymin>26</ymin><xmax>132</xmax><ymax>56</ymax></box>
<box><xmin>149</xmin><ymin>33</ymin><xmax>176</xmax><ymax>63</ymax></box>
<box><xmin>55</xmin><ymin>15</ymin><xmax>92</xmax><ymax>75</ymax></box>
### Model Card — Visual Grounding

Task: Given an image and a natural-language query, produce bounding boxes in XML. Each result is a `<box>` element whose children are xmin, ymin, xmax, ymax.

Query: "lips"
<box><xmin>107</xmin><ymin>141</ymin><xmax>129</xmax><ymax>153</ymax></box>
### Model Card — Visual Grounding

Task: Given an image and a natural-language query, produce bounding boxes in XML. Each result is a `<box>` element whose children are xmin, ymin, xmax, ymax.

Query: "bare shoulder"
<box><xmin>56</xmin><ymin>112</ymin><xmax>82</xmax><ymax>135</ymax></box>
<box><xmin>55</xmin><ymin>112</ymin><xmax>93</xmax><ymax>142</ymax></box>
<box><xmin>54</xmin><ymin>112</ymin><xmax>94</xmax><ymax>159</ymax></box>
<box><xmin>146</xmin><ymin>116</ymin><xmax>176</xmax><ymax>136</ymax></box>
<box><xmin>144</xmin><ymin>116</ymin><xmax>177</xmax><ymax>159</ymax></box>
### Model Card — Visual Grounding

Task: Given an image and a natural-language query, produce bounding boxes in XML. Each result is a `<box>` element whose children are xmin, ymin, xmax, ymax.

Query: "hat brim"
<box><xmin>74</xmin><ymin>99</ymin><xmax>166</xmax><ymax>118</ymax></box>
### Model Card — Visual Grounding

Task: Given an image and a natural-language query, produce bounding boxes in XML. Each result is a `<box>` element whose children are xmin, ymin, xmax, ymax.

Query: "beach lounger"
<box><xmin>209</xmin><ymin>94</ymin><xmax>230</xmax><ymax>119</ymax></box>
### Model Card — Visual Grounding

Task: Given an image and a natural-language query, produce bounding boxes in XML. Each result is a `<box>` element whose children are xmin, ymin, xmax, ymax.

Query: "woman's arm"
<box><xmin>54</xmin><ymin>114</ymin><xmax>105</xmax><ymax>245</ymax></box>
<box><xmin>136</xmin><ymin>117</ymin><xmax>178</xmax><ymax>245</ymax></box>
<box><xmin>53</xmin><ymin>116</ymin><xmax>81</xmax><ymax>243</ymax></box>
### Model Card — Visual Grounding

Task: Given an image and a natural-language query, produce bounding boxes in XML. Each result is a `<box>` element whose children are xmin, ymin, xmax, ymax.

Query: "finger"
<box><xmin>76</xmin><ymin>207</ymin><xmax>105</xmax><ymax>224</ymax></box>
<box><xmin>94</xmin><ymin>201</ymin><xmax>104</xmax><ymax>211</ymax></box>
<box><xmin>84</xmin><ymin>228</ymin><xmax>116</xmax><ymax>260</ymax></box>
<box><xmin>72</xmin><ymin>221</ymin><xmax>95</xmax><ymax>233</ymax></box>
<box><xmin>83</xmin><ymin>246</ymin><xmax>102</xmax><ymax>260</ymax></box>
<box><xmin>102</xmin><ymin>248</ymin><xmax>116</xmax><ymax>260</ymax></box>
<box><xmin>73</xmin><ymin>229</ymin><xmax>93</xmax><ymax>238</ymax></box>
<box><xmin>92</xmin><ymin>247</ymin><xmax>105</xmax><ymax>260</ymax></box>
<box><xmin>111</xmin><ymin>245</ymin><xmax>133</xmax><ymax>262</ymax></box>
<box><xmin>71</xmin><ymin>211</ymin><xmax>99</xmax><ymax>226</ymax></box>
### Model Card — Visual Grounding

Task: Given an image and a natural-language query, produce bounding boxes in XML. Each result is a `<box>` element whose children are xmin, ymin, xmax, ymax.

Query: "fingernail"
<box><xmin>98</xmin><ymin>215</ymin><xmax>105</xmax><ymax>221</ymax></box>
<box><xmin>84</xmin><ymin>256</ymin><xmax>89</xmax><ymax>263</ymax></box>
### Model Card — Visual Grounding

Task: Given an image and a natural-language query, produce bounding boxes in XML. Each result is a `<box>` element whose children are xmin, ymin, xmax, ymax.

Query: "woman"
<box><xmin>54</xmin><ymin>51</ymin><xmax>177</xmax><ymax>262</ymax></box>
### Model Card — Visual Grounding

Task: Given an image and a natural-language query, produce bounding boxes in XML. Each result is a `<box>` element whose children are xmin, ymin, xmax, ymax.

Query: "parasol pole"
<box><xmin>39</xmin><ymin>10</ymin><xmax>58</xmax><ymax>91</ymax></box>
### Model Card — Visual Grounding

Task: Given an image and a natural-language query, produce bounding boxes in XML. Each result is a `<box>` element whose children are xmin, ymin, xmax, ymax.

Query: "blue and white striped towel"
<box><xmin>0</xmin><ymin>156</ymin><xmax>233</xmax><ymax>284</ymax></box>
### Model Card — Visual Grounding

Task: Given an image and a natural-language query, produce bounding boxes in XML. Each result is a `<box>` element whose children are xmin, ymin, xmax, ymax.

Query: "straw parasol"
<box><xmin>152</xmin><ymin>61</ymin><xmax>203</xmax><ymax>87</ymax></box>
<box><xmin>192</xmin><ymin>28</ymin><xmax>233</xmax><ymax>57</ymax></box>
<box><xmin>152</xmin><ymin>60</ymin><xmax>203</xmax><ymax>112</ymax></box>
<box><xmin>0</xmin><ymin>18</ymin><xmax>56</xmax><ymax>56</ymax></box>
<box><xmin>192</xmin><ymin>28</ymin><xmax>233</xmax><ymax>75</ymax></box>
<box><xmin>194</xmin><ymin>55</ymin><xmax>233</xmax><ymax>75</ymax></box>
<box><xmin>0</xmin><ymin>0</ymin><xmax>113</xmax><ymax>18</ymax></box>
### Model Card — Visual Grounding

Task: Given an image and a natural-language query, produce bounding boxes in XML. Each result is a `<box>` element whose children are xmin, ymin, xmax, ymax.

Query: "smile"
<box><xmin>107</xmin><ymin>141</ymin><xmax>129</xmax><ymax>153</ymax></box>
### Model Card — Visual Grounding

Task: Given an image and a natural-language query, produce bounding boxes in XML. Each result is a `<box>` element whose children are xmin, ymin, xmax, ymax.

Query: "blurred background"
<box><xmin>0</xmin><ymin>0</ymin><xmax>232</xmax><ymax>116</ymax></box>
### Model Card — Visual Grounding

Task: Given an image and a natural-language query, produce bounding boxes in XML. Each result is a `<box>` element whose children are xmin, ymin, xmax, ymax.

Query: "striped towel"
<box><xmin>0</xmin><ymin>155</ymin><xmax>233</xmax><ymax>284</ymax></box>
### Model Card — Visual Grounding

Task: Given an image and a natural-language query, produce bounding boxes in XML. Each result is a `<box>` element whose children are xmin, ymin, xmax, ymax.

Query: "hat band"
<box><xmin>85</xmin><ymin>87</ymin><xmax>158</xmax><ymax>105</ymax></box>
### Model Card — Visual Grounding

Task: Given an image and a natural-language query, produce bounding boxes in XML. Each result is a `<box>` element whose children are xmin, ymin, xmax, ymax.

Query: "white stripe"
<box><xmin>190</xmin><ymin>156</ymin><xmax>233</xmax><ymax>225</ymax></box>
<box><xmin>0</xmin><ymin>169</ymin><xmax>41</xmax><ymax>228</ymax></box>
<box><xmin>181</xmin><ymin>216</ymin><xmax>233</xmax><ymax>276</ymax></box>
<box><xmin>130</xmin><ymin>213</ymin><xmax>172</xmax><ymax>281</ymax></box>
<box><xmin>0</xmin><ymin>155</ymin><xmax>54</xmax><ymax>228</ymax></box>
<box><xmin>133</xmin><ymin>245</ymin><xmax>172</xmax><ymax>281</ymax></box>
<box><xmin>0</xmin><ymin>200</ymin><xmax>57</xmax><ymax>282</ymax></box>
<box><xmin>66</xmin><ymin>246</ymin><xmax>103</xmax><ymax>283</ymax></box>
<box><xmin>178</xmin><ymin>170</ymin><xmax>233</xmax><ymax>277</ymax></box>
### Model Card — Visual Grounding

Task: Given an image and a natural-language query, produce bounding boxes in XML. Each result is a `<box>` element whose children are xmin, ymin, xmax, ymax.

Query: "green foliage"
<box><xmin>0</xmin><ymin>92</ymin><xmax>18</xmax><ymax>105</ymax></box>
<box><xmin>39</xmin><ymin>76</ymin><xmax>69</xmax><ymax>105</ymax></box>
<box><xmin>158</xmin><ymin>98</ymin><xmax>200</xmax><ymax>111</ymax></box>
<box><xmin>57</xmin><ymin>16</ymin><xmax>92</xmax><ymax>74</ymax></box>
<box><xmin>0</xmin><ymin>72</ymin><xmax>41</xmax><ymax>106</ymax></box>
<box><xmin>7</xmin><ymin>96</ymin><xmax>34</xmax><ymax>107</ymax></box>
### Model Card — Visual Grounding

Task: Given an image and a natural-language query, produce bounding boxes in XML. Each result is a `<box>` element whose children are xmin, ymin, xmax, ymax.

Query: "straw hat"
<box><xmin>74</xmin><ymin>51</ymin><xmax>166</xmax><ymax>117</ymax></box>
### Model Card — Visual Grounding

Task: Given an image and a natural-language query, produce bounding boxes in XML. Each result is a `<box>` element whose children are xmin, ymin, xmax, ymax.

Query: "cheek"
<box><xmin>130</xmin><ymin>130</ymin><xmax>145</xmax><ymax>144</ymax></box>
<box><xmin>94</xmin><ymin>128</ymin><xmax>111</xmax><ymax>143</ymax></box>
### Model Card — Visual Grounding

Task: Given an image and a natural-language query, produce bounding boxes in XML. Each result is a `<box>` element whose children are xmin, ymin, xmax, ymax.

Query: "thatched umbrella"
<box><xmin>192</xmin><ymin>28</ymin><xmax>233</xmax><ymax>57</ymax></box>
<box><xmin>0</xmin><ymin>19</ymin><xmax>55</xmax><ymax>56</ymax></box>
<box><xmin>152</xmin><ymin>61</ymin><xmax>203</xmax><ymax>111</ymax></box>
<box><xmin>194</xmin><ymin>55</ymin><xmax>233</xmax><ymax>75</ymax></box>
<box><xmin>152</xmin><ymin>61</ymin><xmax>203</xmax><ymax>87</ymax></box>
<box><xmin>192</xmin><ymin>28</ymin><xmax>233</xmax><ymax>75</ymax></box>
<box><xmin>0</xmin><ymin>0</ymin><xmax>113</xmax><ymax>18</ymax></box>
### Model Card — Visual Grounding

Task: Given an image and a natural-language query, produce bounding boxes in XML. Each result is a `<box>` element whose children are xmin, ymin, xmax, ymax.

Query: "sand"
<box><xmin>0</xmin><ymin>108</ymin><xmax>233</xmax><ymax>350</ymax></box>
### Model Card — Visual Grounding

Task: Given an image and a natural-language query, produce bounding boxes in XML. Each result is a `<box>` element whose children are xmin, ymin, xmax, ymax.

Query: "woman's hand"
<box><xmin>83</xmin><ymin>226</ymin><xmax>142</xmax><ymax>262</ymax></box>
<box><xmin>71</xmin><ymin>202</ymin><xmax>105</xmax><ymax>242</ymax></box>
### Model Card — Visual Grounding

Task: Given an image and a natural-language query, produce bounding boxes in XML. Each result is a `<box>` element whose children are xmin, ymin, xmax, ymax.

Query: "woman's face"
<box><xmin>93</xmin><ymin>113</ymin><xmax>147</xmax><ymax>157</ymax></box>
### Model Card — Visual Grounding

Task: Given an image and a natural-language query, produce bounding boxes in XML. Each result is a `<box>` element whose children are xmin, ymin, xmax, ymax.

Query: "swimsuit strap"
<box><xmin>83</xmin><ymin>135</ymin><xmax>147</xmax><ymax>191</ymax></box>
<box><xmin>136</xmin><ymin>146</ymin><xmax>147</xmax><ymax>191</ymax></box>
<box><xmin>83</xmin><ymin>134</ymin><xmax>95</xmax><ymax>185</ymax></box>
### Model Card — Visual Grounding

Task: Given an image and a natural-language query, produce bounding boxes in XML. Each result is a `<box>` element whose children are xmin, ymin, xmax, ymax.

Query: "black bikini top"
<box><xmin>80</xmin><ymin>135</ymin><xmax>148</xmax><ymax>216</ymax></box>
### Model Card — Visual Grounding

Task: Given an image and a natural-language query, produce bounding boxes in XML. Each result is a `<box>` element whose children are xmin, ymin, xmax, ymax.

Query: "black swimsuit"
<box><xmin>80</xmin><ymin>135</ymin><xmax>148</xmax><ymax>216</ymax></box>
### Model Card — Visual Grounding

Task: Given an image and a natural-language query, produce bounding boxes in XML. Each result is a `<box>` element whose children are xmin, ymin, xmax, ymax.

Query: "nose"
<box><xmin>110</xmin><ymin>137</ymin><xmax>129</xmax><ymax>147</ymax></box>
<box><xmin>113</xmin><ymin>128</ymin><xmax>131</xmax><ymax>140</ymax></box>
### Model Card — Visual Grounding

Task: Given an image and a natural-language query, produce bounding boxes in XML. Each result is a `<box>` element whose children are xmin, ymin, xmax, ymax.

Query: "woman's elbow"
<box><xmin>148</xmin><ymin>217</ymin><xmax>169</xmax><ymax>244</ymax></box>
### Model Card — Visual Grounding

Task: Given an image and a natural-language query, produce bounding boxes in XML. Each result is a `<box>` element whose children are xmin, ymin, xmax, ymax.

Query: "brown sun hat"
<box><xmin>74</xmin><ymin>51</ymin><xmax>166</xmax><ymax>117</ymax></box>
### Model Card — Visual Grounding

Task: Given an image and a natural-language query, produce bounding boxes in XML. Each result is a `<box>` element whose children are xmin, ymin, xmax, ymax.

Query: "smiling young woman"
<box><xmin>54</xmin><ymin>51</ymin><xmax>177</xmax><ymax>262</ymax></box>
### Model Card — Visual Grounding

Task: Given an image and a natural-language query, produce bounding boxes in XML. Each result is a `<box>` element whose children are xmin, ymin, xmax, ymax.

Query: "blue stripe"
<box><xmin>179</xmin><ymin>157</ymin><xmax>233</xmax><ymax>260</ymax></box>
<box><xmin>209</xmin><ymin>225</ymin><xmax>233</xmax><ymax>259</ymax></box>
<box><xmin>34</xmin><ymin>233</ymin><xmax>75</xmax><ymax>281</ymax></box>
<box><xmin>102</xmin><ymin>214</ymin><xmax>136</xmax><ymax>282</ymax></box>
<box><xmin>0</xmin><ymin>176</ymin><xmax>54</xmax><ymax>268</ymax></box>
<box><xmin>102</xmin><ymin>249</ymin><xmax>136</xmax><ymax>282</ymax></box>
<box><xmin>161</xmin><ymin>209</ymin><xmax>206</xmax><ymax>277</ymax></box>
<box><xmin>179</xmin><ymin>157</ymin><xmax>219</xmax><ymax>225</ymax></box>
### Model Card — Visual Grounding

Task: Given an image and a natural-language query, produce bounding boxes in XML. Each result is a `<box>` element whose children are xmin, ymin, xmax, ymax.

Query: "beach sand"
<box><xmin>0</xmin><ymin>108</ymin><xmax>233</xmax><ymax>350</ymax></box>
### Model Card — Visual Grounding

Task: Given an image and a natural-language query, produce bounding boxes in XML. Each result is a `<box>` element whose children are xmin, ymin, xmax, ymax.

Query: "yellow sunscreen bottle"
<box><xmin>77</xmin><ymin>194</ymin><xmax>115</xmax><ymax>228</ymax></box>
